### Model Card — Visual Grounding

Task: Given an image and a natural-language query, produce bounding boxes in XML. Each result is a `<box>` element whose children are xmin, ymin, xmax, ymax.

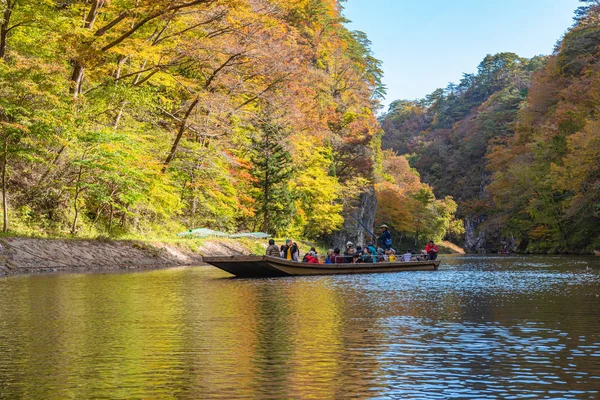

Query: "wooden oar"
<box><xmin>349</xmin><ymin>214</ymin><xmax>377</xmax><ymax>239</ymax></box>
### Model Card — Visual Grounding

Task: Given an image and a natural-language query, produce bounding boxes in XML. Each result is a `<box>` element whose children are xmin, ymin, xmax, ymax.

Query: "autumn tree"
<box><xmin>485</xmin><ymin>2</ymin><xmax>600</xmax><ymax>252</ymax></box>
<box><xmin>0</xmin><ymin>0</ymin><xmax>386</xmax><ymax>242</ymax></box>
<box><xmin>375</xmin><ymin>151</ymin><xmax>460</xmax><ymax>249</ymax></box>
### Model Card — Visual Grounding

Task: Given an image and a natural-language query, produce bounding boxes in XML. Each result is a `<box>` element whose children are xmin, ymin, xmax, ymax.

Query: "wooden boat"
<box><xmin>202</xmin><ymin>255</ymin><xmax>440</xmax><ymax>278</ymax></box>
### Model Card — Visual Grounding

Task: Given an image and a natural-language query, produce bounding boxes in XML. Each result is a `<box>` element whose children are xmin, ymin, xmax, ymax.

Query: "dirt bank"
<box><xmin>0</xmin><ymin>237</ymin><xmax>260</xmax><ymax>276</ymax></box>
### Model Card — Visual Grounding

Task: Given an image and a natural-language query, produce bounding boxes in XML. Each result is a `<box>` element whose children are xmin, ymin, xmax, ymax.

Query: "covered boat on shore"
<box><xmin>202</xmin><ymin>255</ymin><xmax>440</xmax><ymax>278</ymax></box>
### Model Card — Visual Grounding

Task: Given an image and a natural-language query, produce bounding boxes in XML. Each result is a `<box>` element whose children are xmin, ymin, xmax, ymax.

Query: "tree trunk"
<box><xmin>262</xmin><ymin>130</ymin><xmax>270</xmax><ymax>233</ymax></box>
<box><xmin>108</xmin><ymin>203</ymin><xmax>114</xmax><ymax>233</ymax></box>
<box><xmin>71</xmin><ymin>64</ymin><xmax>85</xmax><ymax>98</ymax></box>
<box><xmin>163</xmin><ymin>96</ymin><xmax>199</xmax><ymax>172</ymax></box>
<box><xmin>113</xmin><ymin>101</ymin><xmax>127</xmax><ymax>129</ymax></box>
<box><xmin>114</xmin><ymin>55</ymin><xmax>128</xmax><ymax>79</ymax></box>
<box><xmin>0</xmin><ymin>0</ymin><xmax>13</xmax><ymax>59</ymax></box>
<box><xmin>71</xmin><ymin>0</ymin><xmax>103</xmax><ymax>97</ymax></box>
<box><xmin>84</xmin><ymin>0</ymin><xmax>103</xmax><ymax>30</ymax></box>
<box><xmin>92</xmin><ymin>204</ymin><xmax>106</xmax><ymax>225</ymax></box>
<box><xmin>70</xmin><ymin>164</ymin><xmax>84</xmax><ymax>235</ymax></box>
<box><xmin>0</xmin><ymin>23</ymin><xmax>8</xmax><ymax>60</ymax></box>
<box><xmin>2</xmin><ymin>139</ymin><xmax>8</xmax><ymax>233</ymax></box>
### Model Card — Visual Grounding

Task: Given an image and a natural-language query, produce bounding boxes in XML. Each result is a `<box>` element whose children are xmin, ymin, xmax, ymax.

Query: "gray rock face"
<box><xmin>464</xmin><ymin>216</ymin><xmax>487</xmax><ymax>253</ymax></box>
<box><xmin>464</xmin><ymin>216</ymin><xmax>517</xmax><ymax>253</ymax></box>
<box><xmin>331</xmin><ymin>187</ymin><xmax>378</xmax><ymax>250</ymax></box>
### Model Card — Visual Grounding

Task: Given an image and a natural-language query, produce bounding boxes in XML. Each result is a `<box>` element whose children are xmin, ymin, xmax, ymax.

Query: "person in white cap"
<box><xmin>344</xmin><ymin>241</ymin><xmax>356</xmax><ymax>263</ymax></box>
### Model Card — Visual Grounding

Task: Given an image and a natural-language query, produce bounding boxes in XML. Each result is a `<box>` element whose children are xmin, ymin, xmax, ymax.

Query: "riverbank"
<box><xmin>0</xmin><ymin>237</ymin><xmax>265</xmax><ymax>276</ymax></box>
<box><xmin>0</xmin><ymin>236</ymin><xmax>467</xmax><ymax>276</ymax></box>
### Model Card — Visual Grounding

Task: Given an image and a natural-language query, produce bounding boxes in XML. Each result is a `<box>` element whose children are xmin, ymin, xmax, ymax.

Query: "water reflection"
<box><xmin>0</xmin><ymin>256</ymin><xmax>599</xmax><ymax>398</ymax></box>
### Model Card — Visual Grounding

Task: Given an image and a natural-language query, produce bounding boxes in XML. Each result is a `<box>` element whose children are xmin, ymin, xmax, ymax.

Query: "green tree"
<box><xmin>249</xmin><ymin>121</ymin><xmax>294</xmax><ymax>235</ymax></box>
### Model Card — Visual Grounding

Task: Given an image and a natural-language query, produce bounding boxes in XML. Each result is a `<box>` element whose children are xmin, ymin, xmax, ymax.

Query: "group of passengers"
<box><xmin>324</xmin><ymin>243</ymin><xmax>397</xmax><ymax>264</ymax></box>
<box><xmin>322</xmin><ymin>240</ymin><xmax>438</xmax><ymax>264</ymax></box>
<box><xmin>265</xmin><ymin>224</ymin><xmax>440</xmax><ymax>264</ymax></box>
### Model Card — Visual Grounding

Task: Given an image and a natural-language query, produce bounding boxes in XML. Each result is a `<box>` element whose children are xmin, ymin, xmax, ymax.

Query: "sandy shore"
<box><xmin>0</xmin><ymin>237</ymin><xmax>256</xmax><ymax>276</ymax></box>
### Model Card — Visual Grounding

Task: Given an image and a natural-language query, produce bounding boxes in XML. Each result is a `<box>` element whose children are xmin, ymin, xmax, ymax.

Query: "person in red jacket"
<box><xmin>424</xmin><ymin>241</ymin><xmax>439</xmax><ymax>260</ymax></box>
<box><xmin>304</xmin><ymin>251</ymin><xmax>320</xmax><ymax>264</ymax></box>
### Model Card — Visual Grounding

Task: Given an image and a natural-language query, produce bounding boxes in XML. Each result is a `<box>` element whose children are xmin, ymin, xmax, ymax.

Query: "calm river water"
<box><xmin>1</xmin><ymin>255</ymin><xmax>599</xmax><ymax>399</ymax></box>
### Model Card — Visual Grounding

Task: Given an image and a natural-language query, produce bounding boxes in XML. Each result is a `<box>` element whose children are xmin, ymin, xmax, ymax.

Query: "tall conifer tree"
<box><xmin>250</xmin><ymin>121</ymin><xmax>294</xmax><ymax>235</ymax></box>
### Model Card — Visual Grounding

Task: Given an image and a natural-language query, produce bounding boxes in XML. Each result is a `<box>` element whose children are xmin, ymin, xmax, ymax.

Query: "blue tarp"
<box><xmin>229</xmin><ymin>232</ymin><xmax>272</xmax><ymax>239</ymax></box>
<box><xmin>178</xmin><ymin>229</ymin><xmax>271</xmax><ymax>239</ymax></box>
<box><xmin>177</xmin><ymin>228</ymin><xmax>230</xmax><ymax>238</ymax></box>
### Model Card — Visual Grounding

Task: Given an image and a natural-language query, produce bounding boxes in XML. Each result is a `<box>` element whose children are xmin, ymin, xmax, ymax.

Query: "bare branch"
<box><xmin>94</xmin><ymin>11</ymin><xmax>130</xmax><ymax>37</ymax></box>
<box><xmin>154</xmin><ymin>10</ymin><xmax>227</xmax><ymax>45</ymax></box>
<box><xmin>101</xmin><ymin>0</ymin><xmax>215</xmax><ymax>52</ymax></box>
<box><xmin>163</xmin><ymin>96</ymin><xmax>200</xmax><ymax>171</ymax></box>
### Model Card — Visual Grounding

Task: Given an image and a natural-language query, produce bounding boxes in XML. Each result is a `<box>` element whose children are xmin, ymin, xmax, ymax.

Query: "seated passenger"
<box><xmin>376</xmin><ymin>248</ymin><xmax>386</xmax><ymax>262</ymax></box>
<box><xmin>266</xmin><ymin>239</ymin><xmax>280</xmax><ymax>257</ymax></box>
<box><xmin>355</xmin><ymin>251</ymin><xmax>365</xmax><ymax>263</ymax></box>
<box><xmin>304</xmin><ymin>251</ymin><xmax>319</xmax><ymax>264</ymax></box>
<box><xmin>333</xmin><ymin>248</ymin><xmax>345</xmax><ymax>264</ymax></box>
<box><xmin>324</xmin><ymin>249</ymin><xmax>335</xmax><ymax>264</ymax></box>
<box><xmin>386</xmin><ymin>248</ymin><xmax>397</xmax><ymax>262</ymax></box>
<box><xmin>424</xmin><ymin>241</ymin><xmax>439</xmax><ymax>260</ymax></box>
<box><xmin>361</xmin><ymin>250</ymin><xmax>375</xmax><ymax>263</ymax></box>
<box><xmin>402</xmin><ymin>250</ymin><xmax>412</xmax><ymax>262</ymax></box>
<box><xmin>366</xmin><ymin>242</ymin><xmax>377</xmax><ymax>256</ymax></box>
<box><xmin>354</xmin><ymin>246</ymin><xmax>363</xmax><ymax>262</ymax></box>
<box><xmin>344</xmin><ymin>242</ymin><xmax>356</xmax><ymax>263</ymax></box>
<box><xmin>302</xmin><ymin>247</ymin><xmax>318</xmax><ymax>262</ymax></box>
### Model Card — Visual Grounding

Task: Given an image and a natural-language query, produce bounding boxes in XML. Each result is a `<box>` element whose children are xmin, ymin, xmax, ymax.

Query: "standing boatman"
<box><xmin>377</xmin><ymin>224</ymin><xmax>393</xmax><ymax>250</ymax></box>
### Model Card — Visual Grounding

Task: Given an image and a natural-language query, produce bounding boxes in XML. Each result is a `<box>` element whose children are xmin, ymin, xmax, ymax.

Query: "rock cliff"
<box><xmin>464</xmin><ymin>216</ymin><xmax>517</xmax><ymax>253</ymax></box>
<box><xmin>331</xmin><ymin>187</ymin><xmax>378</xmax><ymax>250</ymax></box>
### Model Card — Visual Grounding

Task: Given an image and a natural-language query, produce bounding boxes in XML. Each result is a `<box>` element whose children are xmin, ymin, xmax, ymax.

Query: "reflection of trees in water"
<box><xmin>250</xmin><ymin>284</ymin><xmax>295</xmax><ymax>397</ymax></box>
<box><xmin>192</xmin><ymin>277</ymin><xmax>396</xmax><ymax>398</ymax></box>
<box><xmin>179</xmin><ymin>273</ymin><xmax>262</xmax><ymax>397</ymax></box>
<box><xmin>0</xmin><ymin>272</ymin><xmax>190</xmax><ymax>398</ymax></box>
<box><xmin>2</xmin><ymin>259</ymin><xmax>599</xmax><ymax>398</ymax></box>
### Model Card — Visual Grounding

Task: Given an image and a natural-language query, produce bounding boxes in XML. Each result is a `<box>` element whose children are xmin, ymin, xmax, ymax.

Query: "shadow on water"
<box><xmin>0</xmin><ymin>256</ymin><xmax>599</xmax><ymax>398</ymax></box>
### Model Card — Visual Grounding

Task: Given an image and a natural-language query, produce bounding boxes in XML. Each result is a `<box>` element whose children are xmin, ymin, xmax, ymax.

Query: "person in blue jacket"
<box><xmin>324</xmin><ymin>249</ymin><xmax>335</xmax><ymax>264</ymax></box>
<box><xmin>378</xmin><ymin>224</ymin><xmax>393</xmax><ymax>250</ymax></box>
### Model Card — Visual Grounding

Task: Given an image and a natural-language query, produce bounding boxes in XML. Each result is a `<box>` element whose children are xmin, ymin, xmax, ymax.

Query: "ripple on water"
<box><xmin>0</xmin><ymin>256</ymin><xmax>599</xmax><ymax>399</ymax></box>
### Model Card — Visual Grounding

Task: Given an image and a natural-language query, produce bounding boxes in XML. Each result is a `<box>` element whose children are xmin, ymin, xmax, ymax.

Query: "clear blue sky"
<box><xmin>343</xmin><ymin>0</ymin><xmax>581</xmax><ymax>110</ymax></box>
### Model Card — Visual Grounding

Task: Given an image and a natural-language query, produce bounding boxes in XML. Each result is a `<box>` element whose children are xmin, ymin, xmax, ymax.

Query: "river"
<box><xmin>1</xmin><ymin>255</ymin><xmax>599</xmax><ymax>399</ymax></box>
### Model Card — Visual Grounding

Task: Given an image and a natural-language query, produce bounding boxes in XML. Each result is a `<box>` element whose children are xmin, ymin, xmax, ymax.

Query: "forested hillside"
<box><xmin>381</xmin><ymin>0</ymin><xmax>600</xmax><ymax>253</ymax></box>
<box><xmin>0</xmin><ymin>0</ymin><xmax>394</xmax><ymax>239</ymax></box>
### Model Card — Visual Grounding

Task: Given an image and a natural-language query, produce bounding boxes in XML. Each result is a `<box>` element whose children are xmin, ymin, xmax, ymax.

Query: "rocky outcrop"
<box><xmin>0</xmin><ymin>238</ymin><xmax>207</xmax><ymax>275</ymax></box>
<box><xmin>331</xmin><ymin>187</ymin><xmax>378</xmax><ymax>250</ymax></box>
<box><xmin>464</xmin><ymin>216</ymin><xmax>517</xmax><ymax>253</ymax></box>
<box><xmin>464</xmin><ymin>216</ymin><xmax>487</xmax><ymax>253</ymax></box>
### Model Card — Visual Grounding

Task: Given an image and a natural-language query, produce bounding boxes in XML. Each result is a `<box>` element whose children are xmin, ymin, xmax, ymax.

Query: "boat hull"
<box><xmin>202</xmin><ymin>256</ymin><xmax>440</xmax><ymax>278</ymax></box>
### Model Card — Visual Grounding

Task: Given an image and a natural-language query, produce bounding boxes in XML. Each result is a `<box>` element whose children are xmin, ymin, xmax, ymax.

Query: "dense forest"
<box><xmin>381</xmin><ymin>0</ymin><xmax>600</xmax><ymax>253</ymax></box>
<box><xmin>5</xmin><ymin>1</ymin><xmax>596</xmax><ymax>253</ymax></box>
<box><xmin>0</xmin><ymin>0</ymin><xmax>456</xmax><ymax>245</ymax></box>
